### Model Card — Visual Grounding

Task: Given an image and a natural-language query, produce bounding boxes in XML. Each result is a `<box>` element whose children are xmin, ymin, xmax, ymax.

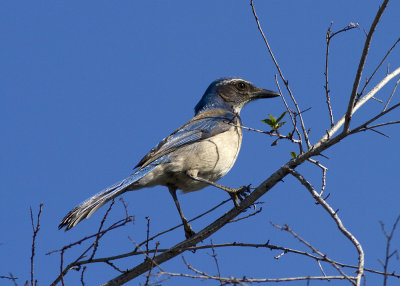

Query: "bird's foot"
<box><xmin>184</xmin><ymin>224</ymin><xmax>196</xmax><ymax>239</ymax></box>
<box><xmin>227</xmin><ymin>184</ymin><xmax>252</xmax><ymax>208</ymax></box>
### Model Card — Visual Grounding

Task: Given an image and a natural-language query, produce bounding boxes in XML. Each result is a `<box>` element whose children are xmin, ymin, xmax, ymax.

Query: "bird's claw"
<box><xmin>228</xmin><ymin>184</ymin><xmax>252</xmax><ymax>207</ymax></box>
<box><xmin>184</xmin><ymin>225</ymin><xmax>196</xmax><ymax>239</ymax></box>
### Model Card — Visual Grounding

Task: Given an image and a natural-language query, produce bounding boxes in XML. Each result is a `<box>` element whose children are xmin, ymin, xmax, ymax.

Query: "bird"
<box><xmin>59</xmin><ymin>77</ymin><xmax>279</xmax><ymax>238</ymax></box>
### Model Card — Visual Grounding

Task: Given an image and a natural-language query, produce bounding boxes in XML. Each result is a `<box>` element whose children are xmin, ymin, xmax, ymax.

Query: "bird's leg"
<box><xmin>186</xmin><ymin>171</ymin><xmax>251</xmax><ymax>207</ymax></box>
<box><xmin>167</xmin><ymin>185</ymin><xmax>196</xmax><ymax>239</ymax></box>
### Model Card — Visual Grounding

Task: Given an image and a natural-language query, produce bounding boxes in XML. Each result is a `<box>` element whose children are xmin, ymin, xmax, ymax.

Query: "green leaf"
<box><xmin>276</xmin><ymin>122</ymin><xmax>286</xmax><ymax>128</ymax></box>
<box><xmin>268</xmin><ymin>114</ymin><xmax>276</xmax><ymax>122</ymax></box>
<box><xmin>261</xmin><ymin>118</ymin><xmax>273</xmax><ymax>125</ymax></box>
<box><xmin>277</xmin><ymin>111</ymin><xmax>287</xmax><ymax>123</ymax></box>
<box><xmin>262</xmin><ymin>112</ymin><xmax>287</xmax><ymax>130</ymax></box>
<box><xmin>290</xmin><ymin>152</ymin><xmax>297</xmax><ymax>158</ymax></box>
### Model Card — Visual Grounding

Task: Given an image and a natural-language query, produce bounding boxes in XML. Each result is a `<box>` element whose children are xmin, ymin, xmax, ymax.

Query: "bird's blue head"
<box><xmin>194</xmin><ymin>78</ymin><xmax>279</xmax><ymax>115</ymax></box>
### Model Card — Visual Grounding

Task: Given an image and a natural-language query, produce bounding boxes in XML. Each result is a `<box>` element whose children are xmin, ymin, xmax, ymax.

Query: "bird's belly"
<box><xmin>166</xmin><ymin>127</ymin><xmax>242</xmax><ymax>192</ymax></box>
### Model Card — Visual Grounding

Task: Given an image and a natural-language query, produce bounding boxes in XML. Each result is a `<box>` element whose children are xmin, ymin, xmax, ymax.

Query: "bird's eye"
<box><xmin>237</xmin><ymin>82</ymin><xmax>246</xmax><ymax>90</ymax></box>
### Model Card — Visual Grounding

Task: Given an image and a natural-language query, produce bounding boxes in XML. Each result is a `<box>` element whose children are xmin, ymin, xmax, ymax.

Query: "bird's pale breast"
<box><xmin>137</xmin><ymin>125</ymin><xmax>242</xmax><ymax>192</ymax></box>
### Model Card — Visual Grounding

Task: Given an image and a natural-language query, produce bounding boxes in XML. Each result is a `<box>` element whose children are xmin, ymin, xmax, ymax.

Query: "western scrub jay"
<box><xmin>59</xmin><ymin>77</ymin><xmax>279</xmax><ymax>238</ymax></box>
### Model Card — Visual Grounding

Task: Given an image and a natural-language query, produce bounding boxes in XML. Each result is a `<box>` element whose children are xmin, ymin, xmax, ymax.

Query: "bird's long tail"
<box><xmin>59</xmin><ymin>163</ymin><xmax>158</xmax><ymax>230</ymax></box>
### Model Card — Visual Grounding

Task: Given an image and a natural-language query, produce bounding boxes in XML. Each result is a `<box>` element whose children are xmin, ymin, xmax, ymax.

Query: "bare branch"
<box><xmin>0</xmin><ymin>273</ymin><xmax>18</xmax><ymax>286</ymax></box>
<box><xmin>350</xmin><ymin>102</ymin><xmax>400</xmax><ymax>136</ymax></box>
<box><xmin>209</xmin><ymin>242</ymin><xmax>222</xmax><ymax>285</ymax></box>
<box><xmin>157</xmin><ymin>271</ymin><xmax>356</xmax><ymax>284</ymax></box>
<box><xmin>324</xmin><ymin>22</ymin><xmax>359</xmax><ymax>127</ymax></box>
<box><xmin>271</xmin><ymin>223</ymin><xmax>356</xmax><ymax>285</ymax></box>
<box><xmin>229</xmin><ymin>206</ymin><xmax>263</xmax><ymax>223</ymax></box>
<box><xmin>30</xmin><ymin>203</ymin><xmax>43</xmax><ymax>286</ymax></box>
<box><xmin>379</xmin><ymin>215</ymin><xmax>400</xmax><ymax>286</ymax></box>
<box><xmin>359</xmin><ymin>37</ymin><xmax>400</xmax><ymax>101</ymax></box>
<box><xmin>288</xmin><ymin>168</ymin><xmax>364</xmax><ymax>285</ymax></box>
<box><xmin>80</xmin><ymin>266</ymin><xmax>87</xmax><ymax>286</ymax></box>
<box><xmin>49</xmin><ymin>209</ymin><xmax>134</xmax><ymax>286</ymax></box>
<box><xmin>274</xmin><ymin>75</ymin><xmax>303</xmax><ymax>150</ymax></box>
<box><xmin>135</xmin><ymin>198</ymin><xmax>230</xmax><ymax>250</ymax></box>
<box><xmin>307</xmin><ymin>158</ymin><xmax>328</xmax><ymax>195</ymax></box>
<box><xmin>322</xmin><ymin>67</ymin><xmax>400</xmax><ymax>141</ymax></box>
<box><xmin>250</xmin><ymin>0</ymin><xmax>311</xmax><ymax>150</ymax></box>
<box><xmin>89</xmin><ymin>200</ymin><xmax>116</xmax><ymax>260</ymax></box>
<box><xmin>343</xmin><ymin>0</ymin><xmax>390</xmax><ymax>132</ymax></box>
<box><xmin>225</xmin><ymin>121</ymin><xmax>301</xmax><ymax>143</ymax></box>
<box><xmin>362</xmin><ymin>121</ymin><xmax>400</xmax><ymax>130</ymax></box>
<box><xmin>383</xmin><ymin>77</ymin><xmax>400</xmax><ymax>112</ymax></box>
<box><xmin>95</xmin><ymin>3</ymin><xmax>398</xmax><ymax>284</ymax></box>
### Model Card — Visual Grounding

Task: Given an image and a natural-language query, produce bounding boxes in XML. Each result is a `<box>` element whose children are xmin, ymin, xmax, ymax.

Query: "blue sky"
<box><xmin>1</xmin><ymin>1</ymin><xmax>400</xmax><ymax>285</ymax></box>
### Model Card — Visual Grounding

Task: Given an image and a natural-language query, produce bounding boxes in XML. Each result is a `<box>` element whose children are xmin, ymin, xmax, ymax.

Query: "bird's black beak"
<box><xmin>252</xmin><ymin>87</ymin><xmax>280</xmax><ymax>100</ymax></box>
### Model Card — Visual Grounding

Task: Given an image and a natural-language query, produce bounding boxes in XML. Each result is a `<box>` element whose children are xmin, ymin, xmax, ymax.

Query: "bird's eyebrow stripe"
<box><xmin>217</xmin><ymin>78</ymin><xmax>251</xmax><ymax>86</ymax></box>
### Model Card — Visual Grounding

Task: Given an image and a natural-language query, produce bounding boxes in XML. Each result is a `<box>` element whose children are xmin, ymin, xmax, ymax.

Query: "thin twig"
<box><xmin>105</xmin><ymin>261</ymin><xmax>125</xmax><ymax>273</ymax></box>
<box><xmin>379</xmin><ymin>215</ymin><xmax>400</xmax><ymax>286</ymax></box>
<box><xmin>144</xmin><ymin>217</ymin><xmax>152</xmax><ymax>286</ymax></box>
<box><xmin>272</xmin><ymin>223</ymin><xmax>356</xmax><ymax>285</ymax></box>
<box><xmin>274</xmin><ymin>75</ymin><xmax>303</xmax><ymax>150</ymax></box>
<box><xmin>307</xmin><ymin>158</ymin><xmax>328</xmax><ymax>196</ymax></box>
<box><xmin>145</xmin><ymin>242</ymin><xmax>160</xmax><ymax>286</ymax></box>
<box><xmin>361</xmin><ymin>121</ymin><xmax>400</xmax><ymax>130</ymax></box>
<box><xmin>288</xmin><ymin>168</ymin><xmax>364</xmax><ymax>285</ymax></box>
<box><xmin>359</xmin><ymin>37</ymin><xmax>400</xmax><ymax>101</ymax></box>
<box><xmin>119</xmin><ymin>198</ymin><xmax>130</xmax><ymax>220</ymax></box>
<box><xmin>89</xmin><ymin>200</ymin><xmax>116</xmax><ymax>260</ymax></box>
<box><xmin>229</xmin><ymin>207</ymin><xmax>263</xmax><ymax>223</ymax></box>
<box><xmin>209</xmin><ymin>241</ymin><xmax>222</xmax><ymax>285</ymax></box>
<box><xmin>225</xmin><ymin>121</ymin><xmax>301</xmax><ymax>143</ymax></box>
<box><xmin>350</xmin><ymin>102</ymin><xmax>400</xmax><ymax>136</ymax></box>
<box><xmin>343</xmin><ymin>0</ymin><xmax>390</xmax><ymax>133</ymax></box>
<box><xmin>321</xmin><ymin>67</ymin><xmax>400</xmax><ymax>141</ymax></box>
<box><xmin>30</xmin><ymin>203</ymin><xmax>43</xmax><ymax>286</ymax></box>
<box><xmin>324</xmin><ymin>24</ymin><xmax>335</xmax><ymax>128</ymax></box>
<box><xmin>383</xmin><ymin>77</ymin><xmax>400</xmax><ymax>112</ymax></box>
<box><xmin>135</xmin><ymin>199</ymin><xmax>230</xmax><ymax>250</ymax></box>
<box><xmin>49</xmin><ymin>212</ymin><xmax>133</xmax><ymax>286</ymax></box>
<box><xmin>0</xmin><ymin>274</ymin><xmax>18</xmax><ymax>286</ymax></box>
<box><xmin>80</xmin><ymin>266</ymin><xmax>87</xmax><ymax>286</ymax></box>
<box><xmin>251</xmin><ymin>0</ymin><xmax>311</xmax><ymax>150</ymax></box>
<box><xmin>324</xmin><ymin>22</ymin><xmax>359</xmax><ymax>127</ymax></box>
<box><xmin>157</xmin><ymin>271</ymin><xmax>356</xmax><ymax>284</ymax></box>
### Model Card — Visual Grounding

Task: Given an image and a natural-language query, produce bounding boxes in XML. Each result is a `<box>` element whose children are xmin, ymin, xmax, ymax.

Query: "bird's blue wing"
<box><xmin>135</xmin><ymin>109</ymin><xmax>239</xmax><ymax>170</ymax></box>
